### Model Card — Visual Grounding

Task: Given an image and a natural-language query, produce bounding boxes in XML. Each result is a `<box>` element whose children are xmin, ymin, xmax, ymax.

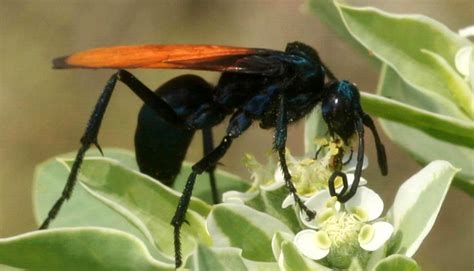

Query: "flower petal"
<box><xmin>282</xmin><ymin>194</ymin><xmax>310</xmax><ymax>208</ymax></box>
<box><xmin>301</xmin><ymin>190</ymin><xmax>340</xmax><ymax>228</ymax></box>
<box><xmin>341</xmin><ymin>152</ymin><xmax>368</xmax><ymax>173</ymax></box>
<box><xmin>359</xmin><ymin>221</ymin><xmax>394</xmax><ymax>251</ymax></box>
<box><xmin>458</xmin><ymin>25</ymin><xmax>474</xmax><ymax>37</ymax></box>
<box><xmin>345</xmin><ymin>186</ymin><xmax>383</xmax><ymax>222</ymax></box>
<box><xmin>222</xmin><ymin>190</ymin><xmax>258</xmax><ymax>204</ymax></box>
<box><xmin>294</xmin><ymin>230</ymin><xmax>330</xmax><ymax>260</ymax></box>
<box><xmin>265</xmin><ymin>166</ymin><xmax>286</xmax><ymax>191</ymax></box>
<box><xmin>282</xmin><ymin>194</ymin><xmax>295</xmax><ymax>208</ymax></box>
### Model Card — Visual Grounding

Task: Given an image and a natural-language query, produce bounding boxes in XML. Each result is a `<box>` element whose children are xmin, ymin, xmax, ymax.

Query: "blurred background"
<box><xmin>0</xmin><ymin>0</ymin><xmax>472</xmax><ymax>270</ymax></box>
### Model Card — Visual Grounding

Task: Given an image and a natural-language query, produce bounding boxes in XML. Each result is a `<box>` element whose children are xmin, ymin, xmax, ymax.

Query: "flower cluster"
<box><xmin>294</xmin><ymin>188</ymin><xmax>393</xmax><ymax>268</ymax></box>
<box><xmin>228</xmin><ymin>138</ymin><xmax>394</xmax><ymax>269</ymax></box>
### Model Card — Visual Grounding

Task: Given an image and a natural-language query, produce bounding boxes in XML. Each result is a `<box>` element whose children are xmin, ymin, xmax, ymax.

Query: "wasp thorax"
<box><xmin>321</xmin><ymin>80</ymin><xmax>362</xmax><ymax>143</ymax></box>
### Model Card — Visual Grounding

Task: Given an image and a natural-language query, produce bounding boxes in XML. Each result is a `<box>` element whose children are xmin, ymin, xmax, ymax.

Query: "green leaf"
<box><xmin>207</xmin><ymin>203</ymin><xmax>293</xmax><ymax>262</ymax></box>
<box><xmin>366</xmin><ymin>245</ymin><xmax>388</xmax><ymax>271</ymax></box>
<box><xmin>173</xmin><ymin>162</ymin><xmax>250</xmax><ymax>204</ymax></box>
<box><xmin>271</xmin><ymin>231</ymin><xmax>294</xmax><ymax>262</ymax></box>
<box><xmin>278</xmin><ymin>241</ymin><xmax>331</xmax><ymax>271</ymax></box>
<box><xmin>360</xmin><ymin>91</ymin><xmax>474</xmax><ymax>148</ymax></box>
<box><xmin>470</xmin><ymin>45</ymin><xmax>474</xmax><ymax>89</ymax></box>
<box><xmin>305</xmin><ymin>0</ymin><xmax>377</xmax><ymax>66</ymax></box>
<box><xmin>245</xmin><ymin>186</ymin><xmax>301</xmax><ymax>233</ymax></box>
<box><xmin>306</xmin><ymin>2</ymin><xmax>473</xmax><ymax>194</ymax></box>
<box><xmin>35</xmin><ymin>148</ymin><xmax>250</xmax><ymax>259</ymax></box>
<box><xmin>304</xmin><ymin>106</ymin><xmax>328</xmax><ymax>155</ymax></box>
<box><xmin>187</xmin><ymin>245</ymin><xmax>248</xmax><ymax>271</ymax></box>
<box><xmin>376</xmin><ymin>66</ymin><xmax>474</xmax><ymax>195</ymax></box>
<box><xmin>336</xmin><ymin>4</ymin><xmax>473</xmax><ymax>118</ymax></box>
<box><xmin>0</xmin><ymin>227</ymin><xmax>173</xmax><ymax>271</ymax></box>
<box><xmin>419</xmin><ymin>49</ymin><xmax>473</xmax><ymax>117</ymax></box>
<box><xmin>186</xmin><ymin>245</ymin><xmax>279</xmax><ymax>271</ymax></box>
<box><xmin>64</xmin><ymin>157</ymin><xmax>212</xmax><ymax>260</ymax></box>
<box><xmin>34</xmin><ymin>149</ymin><xmax>169</xmax><ymax>261</ymax></box>
<box><xmin>373</xmin><ymin>255</ymin><xmax>420</xmax><ymax>271</ymax></box>
<box><xmin>387</xmin><ymin>161</ymin><xmax>458</xmax><ymax>256</ymax></box>
<box><xmin>34</xmin><ymin>149</ymin><xmax>138</xmax><ymax>225</ymax></box>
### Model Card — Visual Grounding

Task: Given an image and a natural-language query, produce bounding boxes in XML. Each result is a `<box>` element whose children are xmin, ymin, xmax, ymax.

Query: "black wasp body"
<box><xmin>41</xmin><ymin>41</ymin><xmax>387</xmax><ymax>268</ymax></box>
<box><xmin>136</xmin><ymin>42</ymin><xmax>325</xmax><ymax>184</ymax></box>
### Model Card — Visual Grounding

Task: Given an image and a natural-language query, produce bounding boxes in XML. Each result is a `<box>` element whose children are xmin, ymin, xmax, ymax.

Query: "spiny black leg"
<box><xmin>362</xmin><ymin>113</ymin><xmax>388</xmax><ymax>176</ymax></box>
<box><xmin>39</xmin><ymin>74</ymin><xmax>117</xmax><ymax>229</ymax></box>
<box><xmin>40</xmin><ymin>70</ymin><xmax>180</xmax><ymax>229</ymax></box>
<box><xmin>338</xmin><ymin>119</ymin><xmax>365</xmax><ymax>203</ymax></box>
<box><xmin>275</xmin><ymin>93</ymin><xmax>316</xmax><ymax>220</ymax></box>
<box><xmin>171</xmin><ymin>135</ymin><xmax>234</xmax><ymax>268</ymax></box>
<box><xmin>202</xmin><ymin>127</ymin><xmax>219</xmax><ymax>203</ymax></box>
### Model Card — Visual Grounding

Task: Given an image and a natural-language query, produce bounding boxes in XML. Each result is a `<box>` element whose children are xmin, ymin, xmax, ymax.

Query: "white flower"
<box><xmin>294</xmin><ymin>187</ymin><xmax>393</xmax><ymax>269</ymax></box>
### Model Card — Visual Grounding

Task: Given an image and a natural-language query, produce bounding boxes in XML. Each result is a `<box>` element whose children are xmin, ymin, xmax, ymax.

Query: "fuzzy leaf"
<box><xmin>304</xmin><ymin>106</ymin><xmax>328</xmax><ymax>155</ymax></box>
<box><xmin>245</xmin><ymin>186</ymin><xmax>301</xmax><ymax>233</ymax></box>
<box><xmin>34</xmin><ymin>149</ymin><xmax>169</xmax><ymax>260</ymax></box>
<box><xmin>304</xmin><ymin>0</ymin><xmax>377</xmax><ymax>65</ymax></box>
<box><xmin>278</xmin><ymin>241</ymin><xmax>331</xmax><ymax>271</ymax></box>
<box><xmin>173</xmin><ymin>162</ymin><xmax>250</xmax><ymax>204</ymax></box>
<box><xmin>271</xmin><ymin>231</ymin><xmax>294</xmax><ymax>262</ymax></box>
<box><xmin>186</xmin><ymin>245</ymin><xmax>278</xmax><ymax>271</ymax></box>
<box><xmin>373</xmin><ymin>255</ymin><xmax>420</xmax><ymax>271</ymax></box>
<box><xmin>360</xmin><ymin>91</ymin><xmax>474</xmax><ymax>148</ymax></box>
<box><xmin>376</xmin><ymin>66</ymin><xmax>474</xmax><ymax>195</ymax></box>
<box><xmin>0</xmin><ymin>227</ymin><xmax>173</xmax><ymax>271</ymax></box>
<box><xmin>207</xmin><ymin>203</ymin><xmax>293</xmax><ymax>262</ymax></box>
<box><xmin>387</xmin><ymin>161</ymin><xmax>458</xmax><ymax>256</ymax></box>
<box><xmin>336</xmin><ymin>4</ymin><xmax>473</xmax><ymax>118</ymax></box>
<box><xmin>62</xmin><ymin>157</ymin><xmax>212</xmax><ymax>260</ymax></box>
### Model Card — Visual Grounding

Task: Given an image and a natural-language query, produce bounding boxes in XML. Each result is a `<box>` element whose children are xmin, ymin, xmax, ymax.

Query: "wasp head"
<box><xmin>321</xmin><ymin>80</ymin><xmax>362</xmax><ymax>143</ymax></box>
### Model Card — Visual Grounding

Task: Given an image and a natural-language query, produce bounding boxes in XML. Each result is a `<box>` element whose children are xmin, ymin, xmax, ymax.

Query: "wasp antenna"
<box><xmin>321</xmin><ymin>62</ymin><xmax>338</xmax><ymax>82</ymax></box>
<box><xmin>362</xmin><ymin>114</ymin><xmax>388</xmax><ymax>176</ymax></box>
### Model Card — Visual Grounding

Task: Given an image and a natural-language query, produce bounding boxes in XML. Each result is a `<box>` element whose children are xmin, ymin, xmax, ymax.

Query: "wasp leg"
<box><xmin>275</xmin><ymin>93</ymin><xmax>316</xmax><ymax>220</ymax></box>
<box><xmin>171</xmin><ymin>135</ymin><xmax>233</xmax><ymax>268</ymax></box>
<box><xmin>202</xmin><ymin>127</ymin><xmax>219</xmax><ymax>204</ymax></box>
<box><xmin>171</xmin><ymin>111</ymin><xmax>251</xmax><ymax>267</ymax></box>
<box><xmin>39</xmin><ymin>70</ymin><xmax>180</xmax><ymax>230</ymax></box>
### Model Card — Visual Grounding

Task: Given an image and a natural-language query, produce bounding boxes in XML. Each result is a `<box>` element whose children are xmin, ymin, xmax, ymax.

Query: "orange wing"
<box><xmin>53</xmin><ymin>44</ymin><xmax>281</xmax><ymax>74</ymax></box>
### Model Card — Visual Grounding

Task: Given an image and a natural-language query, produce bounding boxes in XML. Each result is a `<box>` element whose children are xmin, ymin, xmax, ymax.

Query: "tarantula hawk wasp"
<box><xmin>39</xmin><ymin>42</ymin><xmax>387</xmax><ymax>267</ymax></box>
